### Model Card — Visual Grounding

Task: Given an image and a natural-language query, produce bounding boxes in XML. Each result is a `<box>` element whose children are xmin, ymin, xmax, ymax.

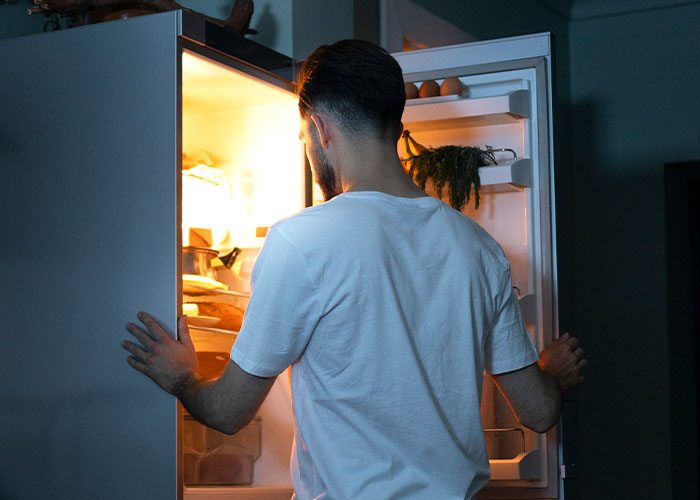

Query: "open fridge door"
<box><xmin>0</xmin><ymin>12</ymin><xmax>182</xmax><ymax>500</ymax></box>
<box><xmin>393</xmin><ymin>33</ymin><xmax>559</xmax><ymax>499</ymax></box>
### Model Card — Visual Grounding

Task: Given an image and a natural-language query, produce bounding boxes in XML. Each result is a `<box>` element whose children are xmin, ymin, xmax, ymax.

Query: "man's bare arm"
<box><xmin>122</xmin><ymin>312</ymin><xmax>275</xmax><ymax>435</ymax></box>
<box><xmin>179</xmin><ymin>359</ymin><xmax>276</xmax><ymax>435</ymax></box>
<box><xmin>490</xmin><ymin>362</ymin><xmax>562</xmax><ymax>433</ymax></box>
<box><xmin>490</xmin><ymin>333</ymin><xmax>587</xmax><ymax>433</ymax></box>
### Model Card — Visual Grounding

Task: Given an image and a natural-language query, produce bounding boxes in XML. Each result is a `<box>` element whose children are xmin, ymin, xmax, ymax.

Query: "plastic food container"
<box><xmin>183</xmin><ymin>415</ymin><xmax>262</xmax><ymax>486</ymax></box>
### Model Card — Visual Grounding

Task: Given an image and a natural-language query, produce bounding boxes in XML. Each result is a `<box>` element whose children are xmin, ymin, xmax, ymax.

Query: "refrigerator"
<box><xmin>0</xmin><ymin>10</ymin><xmax>559</xmax><ymax>500</ymax></box>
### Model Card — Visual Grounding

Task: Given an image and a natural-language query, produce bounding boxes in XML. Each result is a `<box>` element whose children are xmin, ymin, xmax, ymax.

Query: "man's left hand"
<box><xmin>537</xmin><ymin>332</ymin><xmax>587</xmax><ymax>393</ymax></box>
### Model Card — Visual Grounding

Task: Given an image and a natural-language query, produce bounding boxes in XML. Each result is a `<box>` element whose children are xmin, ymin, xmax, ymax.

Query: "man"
<box><xmin>122</xmin><ymin>40</ymin><xmax>586</xmax><ymax>499</ymax></box>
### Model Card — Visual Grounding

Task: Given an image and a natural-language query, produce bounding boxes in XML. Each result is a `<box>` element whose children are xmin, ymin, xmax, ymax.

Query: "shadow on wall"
<box><xmin>664</xmin><ymin>160</ymin><xmax>700</xmax><ymax>500</ymax></box>
<box><xmin>566</xmin><ymin>98</ymin><xmax>678</xmax><ymax>499</ymax></box>
<box><xmin>0</xmin><ymin>3</ymin><xmax>47</xmax><ymax>39</ymax></box>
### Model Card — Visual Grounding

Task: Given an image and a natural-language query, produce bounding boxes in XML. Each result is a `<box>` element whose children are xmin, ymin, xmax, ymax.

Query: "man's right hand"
<box><xmin>537</xmin><ymin>333</ymin><xmax>587</xmax><ymax>392</ymax></box>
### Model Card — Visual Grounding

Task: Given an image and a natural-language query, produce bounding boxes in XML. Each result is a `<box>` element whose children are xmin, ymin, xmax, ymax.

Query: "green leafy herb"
<box><xmin>404</xmin><ymin>131</ymin><xmax>495</xmax><ymax>211</ymax></box>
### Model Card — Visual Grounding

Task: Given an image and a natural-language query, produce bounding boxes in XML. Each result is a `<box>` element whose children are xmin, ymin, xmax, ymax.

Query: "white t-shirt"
<box><xmin>231</xmin><ymin>191</ymin><xmax>538</xmax><ymax>500</ymax></box>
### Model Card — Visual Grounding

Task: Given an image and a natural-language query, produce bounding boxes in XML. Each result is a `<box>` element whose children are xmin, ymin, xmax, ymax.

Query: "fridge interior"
<box><xmin>400</xmin><ymin>67</ymin><xmax>554</xmax><ymax>492</ymax></box>
<box><xmin>180</xmin><ymin>49</ymin><xmax>303</xmax><ymax>497</ymax></box>
<box><xmin>177</xmin><ymin>45</ymin><xmax>554</xmax><ymax>497</ymax></box>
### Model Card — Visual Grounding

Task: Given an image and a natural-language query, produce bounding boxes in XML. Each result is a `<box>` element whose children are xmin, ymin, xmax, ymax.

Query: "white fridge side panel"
<box><xmin>0</xmin><ymin>12</ymin><xmax>181</xmax><ymax>500</ymax></box>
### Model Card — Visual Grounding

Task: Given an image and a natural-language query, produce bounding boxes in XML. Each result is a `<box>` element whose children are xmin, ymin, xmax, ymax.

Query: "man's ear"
<box><xmin>310</xmin><ymin>114</ymin><xmax>331</xmax><ymax>148</ymax></box>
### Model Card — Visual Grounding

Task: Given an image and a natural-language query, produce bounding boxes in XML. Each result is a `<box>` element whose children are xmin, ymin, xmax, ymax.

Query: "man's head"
<box><xmin>296</xmin><ymin>40</ymin><xmax>406</xmax><ymax>200</ymax></box>
<box><xmin>297</xmin><ymin>39</ymin><xmax>406</xmax><ymax>141</ymax></box>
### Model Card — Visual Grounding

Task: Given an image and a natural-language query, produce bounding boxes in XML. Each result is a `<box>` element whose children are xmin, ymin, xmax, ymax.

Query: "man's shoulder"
<box><xmin>273</xmin><ymin>195</ymin><xmax>363</xmax><ymax>230</ymax></box>
<box><xmin>273</xmin><ymin>200</ymin><xmax>337</xmax><ymax>230</ymax></box>
<box><xmin>266</xmin><ymin>201</ymin><xmax>340</xmax><ymax>248</ymax></box>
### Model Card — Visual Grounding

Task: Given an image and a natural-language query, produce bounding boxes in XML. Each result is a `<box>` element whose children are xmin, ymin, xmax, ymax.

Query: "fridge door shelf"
<box><xmin>402</xmin><ymin>90</ymin><xmax>530</xmax><ymax>132</ymax></box>
<box><xmin>489</xmin><ymin>449</ymin><xmax>541</xmax><ymax>480</ymax></box>
<box><xmin>479</xmin><ymin>159</ymin><xmax>533</xmax><ymax>193</ymax></box>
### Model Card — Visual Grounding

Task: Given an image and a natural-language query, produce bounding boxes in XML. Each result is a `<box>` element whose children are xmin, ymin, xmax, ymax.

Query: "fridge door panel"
<box><xmin>393</xmin><ymin>35</ymin><xmax>558</xmax><ymax>499</ymax></box>
<box><xmin>0</xmin><ymin>12</ymin><xmax>182</xmax><ymax>500</ymax></box>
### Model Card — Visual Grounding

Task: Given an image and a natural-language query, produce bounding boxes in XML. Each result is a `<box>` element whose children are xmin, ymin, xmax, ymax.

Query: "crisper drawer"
<box><xmin>184</xmin><ymin>486</ymin><xmax>294</xmax><ymax>500</ymax></box>
<box><xmin>184</xmin><ymin>415</ymin><xmax>262</xmax><ymax>486</ymax></box>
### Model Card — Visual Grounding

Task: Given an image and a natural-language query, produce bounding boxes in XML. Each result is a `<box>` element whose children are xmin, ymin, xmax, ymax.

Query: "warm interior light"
<box><xmin>182</xmin><ymin>51</ymin><xmax>305</xmax><ymax>250</ymax></box>
<box><xmin>183</xmin><ymin>164</ymin><xmax>227</xmax><ymax>179</ymax></box>
<box><xmin>182</xmin><ymin>274</ymin><xmax>228</xmax><ymax>290</ymax></box>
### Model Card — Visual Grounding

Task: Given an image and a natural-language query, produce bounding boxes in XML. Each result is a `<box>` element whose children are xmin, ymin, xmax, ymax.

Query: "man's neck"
<box><xmin>335</xmin><ymin>139</ymin><xmax>427</xmax><ymax>199</ymax></box>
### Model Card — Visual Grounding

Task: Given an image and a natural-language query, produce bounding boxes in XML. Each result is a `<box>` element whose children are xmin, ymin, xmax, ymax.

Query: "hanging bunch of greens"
<box><xmin>402</xmin><ymin>130</ymin><xmax>495</xmax><ymax>211</ymax></box>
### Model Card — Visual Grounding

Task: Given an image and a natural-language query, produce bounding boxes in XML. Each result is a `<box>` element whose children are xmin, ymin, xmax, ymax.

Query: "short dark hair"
<box><xmin>297</xmin><ymin>39</ymin><xmax>406</xmax><ymax>138</ymax></box>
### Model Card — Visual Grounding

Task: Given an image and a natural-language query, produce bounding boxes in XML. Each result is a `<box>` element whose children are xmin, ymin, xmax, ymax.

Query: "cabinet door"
<box><xmin>0</xmin><ymin>12</ymin><xmax>181</xmax><ymax>500</ymax></box>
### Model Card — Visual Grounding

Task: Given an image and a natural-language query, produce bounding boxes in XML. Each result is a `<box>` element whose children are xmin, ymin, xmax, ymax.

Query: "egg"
<box><xmin>419</xmin><ymin>80</ymin><xmax>440</xmax><ymax>98</ymax></box>
<box><xmin>440</xmin><ymin>77</ymin><xmax>463</xmax><ymax>96</ymax></box>
<box><xmin>404</xmin><ymin>82</ymin><xmax>419</xmax><ymax>99</ymax></box>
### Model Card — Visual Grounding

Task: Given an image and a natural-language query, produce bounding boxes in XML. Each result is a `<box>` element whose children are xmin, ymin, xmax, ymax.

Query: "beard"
<box><xmin>307</xmin><ymin>133</ymin><xmax>341</xmax><ymax>201</ymax></box>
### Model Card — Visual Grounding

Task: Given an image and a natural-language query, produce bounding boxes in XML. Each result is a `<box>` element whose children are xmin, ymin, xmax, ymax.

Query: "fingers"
<box><xmin>122</xmin><ymin>340</ymin><xmax>154</xmax><ymax>378</ymax></box>
<box><xmin>137</xmin><ymin>311</ymin><xmax>169</xmax><ymax>342</ymax></box>
<box><xmin>178</xmin><ymin>315</ymin><xmax>194</xmax><ymax>349</ymax></box>
<box><xmin>550</xmin><ymin>333</ymin><xmax>568</xmax><ymax>346</ymax></box>
<box><xmin>564</xmin><ymin>335</ymin><xmax>580</xmax><ymax>350</ymax></box>
<box><xmin>125</xmin><ymin>321</ymin><xmax>157</xmax><ymax>350</ymax></box>
<box><xmin>122</xmin><ymin>339</ymin><xmax>150</xmax><ymax>362</ymax></box>
<box><xmin>126</xmin><ymin>354</ymin><xmax>151</xmax><ymax>376</ymax></box>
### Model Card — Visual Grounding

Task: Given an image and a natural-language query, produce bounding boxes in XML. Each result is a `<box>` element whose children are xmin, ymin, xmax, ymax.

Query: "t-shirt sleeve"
<box><xmin>483</xmin><ymin>266</ymin><xmax>538</xmax><ymax>375</ymax></box>
<box><xmin>230</xmin><ymin>226</ymin><xmax>320</xmax><ymax>377</ymax></box>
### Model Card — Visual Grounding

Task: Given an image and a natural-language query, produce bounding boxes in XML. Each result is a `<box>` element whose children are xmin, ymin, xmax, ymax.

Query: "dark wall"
<box><xmin>0</xmin><ymin>3</ymin><xmax>46</xmax><ymax>39</ymax></box>
<box><xmin>568</xmin><ymin>4</ymin><xmax>700</xmax><ymax>498</ymax></box>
